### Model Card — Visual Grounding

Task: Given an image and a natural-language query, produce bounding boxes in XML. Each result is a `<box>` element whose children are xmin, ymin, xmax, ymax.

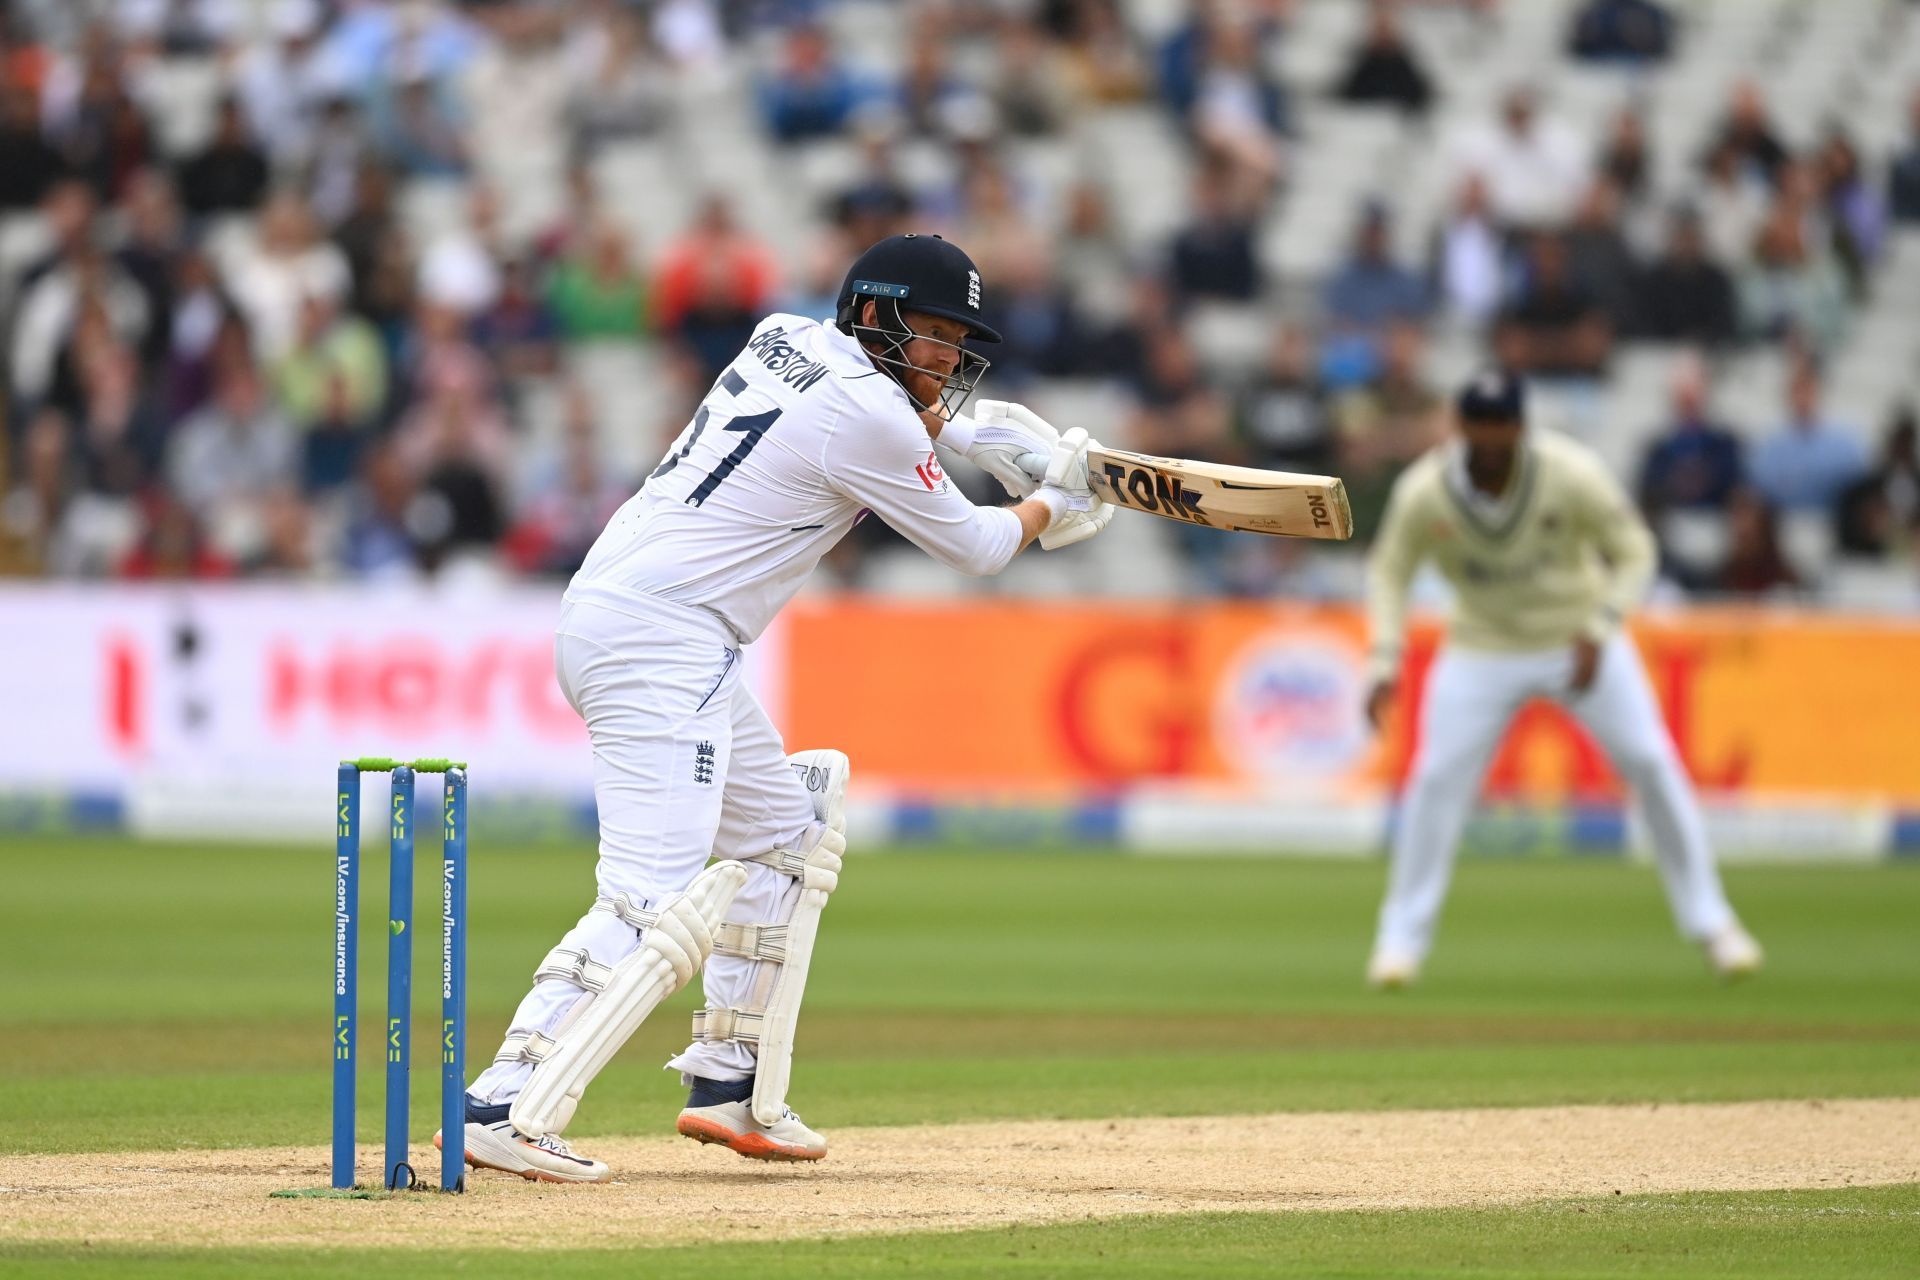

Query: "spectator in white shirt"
<box><xmin>217</xmin><ymin>189</ymin><xmax>350</xmax><ymax>361</ymax></box>
<box><xmin>1449</xmin><ymin>86</ymin><xmax>1589</xmax><ymax>231</ymax></box>
<box><xmin>1692</xmin><ymin>139</ymin><xmax>1769</xmax><ymax>268</ymax></box>
<box><xmin>10</xmin><ymin>235</ymin><xmax>150</xmax><ymax>409</ymax></box>
<box><xmin>229</xmin><ymin>0</ymin><xmax>331</xmax><ymax>164</ymax></box>
<box><xmin>418</xmin><ymin>183</ymin><xmax>504</xmax><ymax>316</ymax></box>
<box><xmin>1432</xmin><ymin>174</ymin><xmax>1507</xmax><ymax>327</ymax></box>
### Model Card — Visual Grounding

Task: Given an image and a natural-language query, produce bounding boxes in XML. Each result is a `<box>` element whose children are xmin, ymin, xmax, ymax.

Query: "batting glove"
<box><xmin>943</xmin><ymin>400</ymin><xmax>1060</xmax><ymax>500</ymax></box>
<box><xmin>1032</xmin><ymin>427</ymin><xmax>1114</xmax><ymax>549</ymax></box>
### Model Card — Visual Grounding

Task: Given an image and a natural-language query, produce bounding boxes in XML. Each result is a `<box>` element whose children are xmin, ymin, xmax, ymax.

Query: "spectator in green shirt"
<box><xmin>272</xmin><ymin>287</ymin><xmax>389</xmax><ymax>430</ymax></box>
<box><xmin>546</xmin><ymin>216</ymin><xmax>648</xmax><ymax>340</ymax></box>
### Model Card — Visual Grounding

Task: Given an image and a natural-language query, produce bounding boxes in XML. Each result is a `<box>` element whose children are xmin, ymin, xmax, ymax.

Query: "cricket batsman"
<box><xmin>1363</xmin><ymin>370</ymin><xmax>1762</xmax><ymax>989</ymax></box>
<box><xmin>436</xmin><ymin>234</ymin><xmax>1112</xmax><ymax>1181</ymax></box>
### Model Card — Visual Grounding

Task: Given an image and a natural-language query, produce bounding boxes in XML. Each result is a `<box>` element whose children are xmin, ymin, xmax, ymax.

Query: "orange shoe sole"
<box><xmin>676</xmin><ymin>1114</ymin><xmax>825</xmax><ymax>1162</ymax></box>
<box><xmin>434</xmin><ymin>1128</ymin><xmax>590</xmax><ymax>1183</ymax></box>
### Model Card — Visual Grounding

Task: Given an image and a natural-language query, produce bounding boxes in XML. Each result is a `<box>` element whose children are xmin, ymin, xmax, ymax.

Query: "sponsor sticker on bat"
<box><xmin>1099</xmin><ymin>462</ymin><xmax>1211</xmax><ymax>526</ymax></box>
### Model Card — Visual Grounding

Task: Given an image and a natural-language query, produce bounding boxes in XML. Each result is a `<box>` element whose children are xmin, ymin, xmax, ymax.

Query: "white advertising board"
<box><xmin>0</xmin><ymin>584</ymin><xmax>786</xmax><ymax>803</ymax></box>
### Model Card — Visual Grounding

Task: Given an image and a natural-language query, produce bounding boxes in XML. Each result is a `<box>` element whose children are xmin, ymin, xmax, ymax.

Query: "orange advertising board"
<box><xmin>785</xmin><ymin>601</ymin><xmax>1920</xmax><ymax>803</ymax></box>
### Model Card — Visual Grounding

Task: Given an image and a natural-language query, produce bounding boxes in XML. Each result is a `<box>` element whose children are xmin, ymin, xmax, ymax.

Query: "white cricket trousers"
<box><xmin>470</xmin><ymin>595</ymin><xmax>818</xmax><ymax>1103</ymax></box>
<box><xmin>1374</xmin><ymin>634</ymin><xmax>1737</xmax><ymax>960</ymax></box>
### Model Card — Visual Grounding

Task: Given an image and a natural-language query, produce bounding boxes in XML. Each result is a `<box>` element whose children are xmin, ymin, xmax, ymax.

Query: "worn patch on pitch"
<box><xmin>0</xmin><ymin>1098</ymin><xmax>1915</xmax><ymax>1251</ymax></box>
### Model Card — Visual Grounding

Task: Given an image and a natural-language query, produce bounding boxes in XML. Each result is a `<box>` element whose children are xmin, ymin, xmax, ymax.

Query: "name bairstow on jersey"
<box><xmin>744</xmin><ymin>327</ymin><xmax>832</xmax><ymax>393</ymax></box>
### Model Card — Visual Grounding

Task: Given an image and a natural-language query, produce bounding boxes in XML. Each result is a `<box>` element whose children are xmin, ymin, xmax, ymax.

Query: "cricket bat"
<box><xmin>1086</xmin><ymin>445</ymin><xmax>1353</xmax><ymax>540</ymax></box>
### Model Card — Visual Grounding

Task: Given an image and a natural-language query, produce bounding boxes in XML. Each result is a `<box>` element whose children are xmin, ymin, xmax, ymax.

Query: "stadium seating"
<box><xmin>3</xmin><ymin>0</ymin><xmax>1916</xmax><ymax>605</ymax></box>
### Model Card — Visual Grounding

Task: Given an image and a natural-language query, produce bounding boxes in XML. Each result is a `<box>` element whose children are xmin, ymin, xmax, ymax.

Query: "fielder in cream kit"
<box><xmin>1363</xmin><ymin>371</ymin><xmax>1763</xmax><ymax>989</ymax></box>
<box><xmin>436</xmin><ymin>235</ymin><xmax>1114</xmax><ymax>1180</ymax></box>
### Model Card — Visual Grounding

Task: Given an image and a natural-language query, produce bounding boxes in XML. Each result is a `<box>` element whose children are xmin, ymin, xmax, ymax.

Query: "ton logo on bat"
<box><xmin>1100</xmin><ymin>462</ymin><xmax>1211</xmax><ymax>527</ymax></box>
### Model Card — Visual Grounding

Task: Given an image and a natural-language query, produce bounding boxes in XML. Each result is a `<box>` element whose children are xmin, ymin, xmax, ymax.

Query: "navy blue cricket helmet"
<box><xmin>834</xmin><ymin>233</ymin><xmax>998</xmax><ymax>415</ymax></box>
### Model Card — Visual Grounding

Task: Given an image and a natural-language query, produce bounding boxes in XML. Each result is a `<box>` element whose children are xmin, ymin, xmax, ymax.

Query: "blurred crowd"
<box><xmin>0</xmin><ymin>0</ymin><xmax>1917</xmax><ymax>602</ymax></box>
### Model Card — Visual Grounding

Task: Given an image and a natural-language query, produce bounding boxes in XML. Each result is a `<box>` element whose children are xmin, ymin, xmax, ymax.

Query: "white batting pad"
<box><xmin>708</xmin><ymin>747</ymin><xmax>848</xmax><ymax>1128</ymax></box>
<box><xmin>508</xmin><ymin>860</ymin><xmax>747</xmax><ymax>1138</ymax></box>
<box><xmin>746</xmin><ymin>844</ymin><xmax>836</xmax><ymax>1127</ymax></box>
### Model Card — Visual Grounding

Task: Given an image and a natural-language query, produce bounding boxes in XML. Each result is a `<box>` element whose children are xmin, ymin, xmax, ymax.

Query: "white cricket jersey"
<box><xmin>1365</xmin><ymin>430</ymin><xmax>1657</xmax><ymax>677</ymax></box>
<box><xmin>567</xmin><ymin>314</ymin><xmax>1023</xmax><ymax>642</ymax></box>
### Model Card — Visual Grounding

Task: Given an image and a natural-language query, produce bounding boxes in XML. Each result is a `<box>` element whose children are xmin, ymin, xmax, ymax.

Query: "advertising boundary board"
<box><xmin>2</xmin><ymin>587</ymin><xmax>1916</xmax><ymax>859</ymax></box>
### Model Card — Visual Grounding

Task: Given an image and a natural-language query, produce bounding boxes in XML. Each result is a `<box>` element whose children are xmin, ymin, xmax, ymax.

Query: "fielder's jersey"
<box><xmin>568</xmin><ymin>314</ymin><xmax>1023</xmax><ymax>643</ymax></box>
<box><xmin>1366</xmin><ymin>430</ymin><xmax>1656</xmax><ymax>676</ymax></box>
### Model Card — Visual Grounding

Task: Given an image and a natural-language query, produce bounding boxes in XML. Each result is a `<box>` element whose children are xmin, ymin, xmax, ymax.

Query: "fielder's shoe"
<box><xmin>434</xmin><ymin>1096</ymin><xmax>611</xmax><ymax>1183</ymax></box>
<box><xmin>676</xmin><ymin>1074</ymin><xmax>827</xmax><ymax>1162</ymax></box>
<box><xmin>1705</xmin><ymin>924</ymin><xmax>1764</xmax><ymax>980</ymax></box>
<box><xmin>1366</xmin><ymin>946</ymin><xmax>1421</xmax><ymax>990</ymax></box>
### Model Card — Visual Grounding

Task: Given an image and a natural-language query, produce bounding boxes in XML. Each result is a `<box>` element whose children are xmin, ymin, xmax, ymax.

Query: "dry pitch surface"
<box><xmin>2</xmin><ymin>1098</ymin><xmax>1915</xmax><ymax>1251</ymax></box>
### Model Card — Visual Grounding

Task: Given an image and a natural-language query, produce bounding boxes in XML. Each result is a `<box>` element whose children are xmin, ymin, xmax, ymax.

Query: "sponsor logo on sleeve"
<box><xmin>916</xmin><ymin>450</ymin><xmax>948</xmax><ymax>493</ymax></box>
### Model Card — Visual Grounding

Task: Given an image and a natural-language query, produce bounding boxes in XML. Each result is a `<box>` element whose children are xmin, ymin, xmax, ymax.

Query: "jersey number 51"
<box><xmin>648</xmin><ymin>368</ymin><xmax>783</xmax><ymax>507</ymax></box>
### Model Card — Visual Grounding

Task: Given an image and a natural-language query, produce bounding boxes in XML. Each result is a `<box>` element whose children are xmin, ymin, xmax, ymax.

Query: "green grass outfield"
<box><xmin>4</xmin><ymin>1185</ymin><xmax>1918</xmax><ymax>1279</ymax></box>
<box><xmin>3</xmin><ymin>836</ymin><xmax>1917</xmax><ymax>1275</ymax></box>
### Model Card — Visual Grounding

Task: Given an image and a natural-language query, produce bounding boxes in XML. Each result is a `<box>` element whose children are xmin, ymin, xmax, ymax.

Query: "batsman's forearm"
<box><xmin>929</xmin><ymin>410</ymin><xmax>972</xmax><ymax>448</ymax></box>
<box><xmin>1013</xmin><ymin>493</ymin><xmax>1060</xmax><ymax>549</ymax></box>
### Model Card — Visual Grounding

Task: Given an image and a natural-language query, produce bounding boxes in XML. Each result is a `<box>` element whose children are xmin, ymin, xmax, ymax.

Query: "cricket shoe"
<box><xmin>1705</xmin><ymin>924</ymin><xmax>1763</xmax><ymax>980</ymax></box>
<box><xmin>676</xmin><ymin>1074</ymin><xmax>827</xmax><ymax>1162</ymax></box>
<box><xmin>434</xmin><ymin>1096</ymin><xmax>611</xmax><ymax>1183</ymax></box>
<box><xmin>1366</xmin><ymin>946</ymin><xmax>1421</xmax><ymax>990</ymax></box>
